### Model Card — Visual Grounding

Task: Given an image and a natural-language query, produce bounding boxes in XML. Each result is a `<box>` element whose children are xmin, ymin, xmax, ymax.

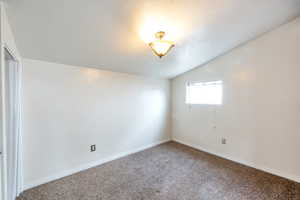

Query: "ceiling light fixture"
<box><xmin>149</xmin><ymin>31</ymin><xmax>175</xmax><ymax>58</ymax></box>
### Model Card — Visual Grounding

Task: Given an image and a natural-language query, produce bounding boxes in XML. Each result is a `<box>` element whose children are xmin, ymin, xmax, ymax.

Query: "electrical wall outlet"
<box><xmin>90</xmin><ymin>144</ymin><xmax>96</xmax><ymax>152</ymax></box>
<box><xmin>221</xmin><ymin>138</ymin><xmax>226</xmax><ymax>144</ymax></box>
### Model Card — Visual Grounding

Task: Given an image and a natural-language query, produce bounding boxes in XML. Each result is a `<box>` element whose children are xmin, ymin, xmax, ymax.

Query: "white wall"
<box><xmin>172</xmin><ymin>17</ymin><xmax>300</xmax><ymax>183</ymax></box>
<box><xmin>1</xmin><ymin>3</ymin><xmax>20</xmax><ymax>59</ymax></box>
<box><xmin>22</xmin><ymin>59</ymin><xmax>171</xmax><ymax>189</ymax></box>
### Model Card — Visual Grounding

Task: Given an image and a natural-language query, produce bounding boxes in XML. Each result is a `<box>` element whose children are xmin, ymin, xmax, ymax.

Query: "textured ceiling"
<box><xmin>4</xmin><ymin>0</ymin><xmax>300</xmax><ymax>79</ymax></box>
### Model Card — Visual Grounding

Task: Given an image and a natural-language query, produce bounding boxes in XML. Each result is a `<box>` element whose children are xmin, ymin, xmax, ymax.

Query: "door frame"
<box><xmin>0</xmin><ymin>43</ymin><xmax>22</xmax><ymax>200</ymax></box>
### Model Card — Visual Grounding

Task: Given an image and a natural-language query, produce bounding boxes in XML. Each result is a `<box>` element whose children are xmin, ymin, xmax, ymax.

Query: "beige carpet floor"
<box><xmin>18</xmin><ymin>142</ymin><xmax>300</xmax><ymax>200</ymax></box>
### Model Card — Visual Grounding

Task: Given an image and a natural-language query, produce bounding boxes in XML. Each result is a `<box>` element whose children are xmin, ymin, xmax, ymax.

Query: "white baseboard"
<box><xmin>23</xmin><ymin>139</ymin><xmax>170</xmax><ymax>191</ymax></box>
<box><xmin>172</xmin><ymin>138</ymin><xmax>300</xmax><ymax>184</ymax></box>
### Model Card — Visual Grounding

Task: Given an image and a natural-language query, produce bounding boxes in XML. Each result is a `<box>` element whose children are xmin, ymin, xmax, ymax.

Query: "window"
<box><xmin>186</xmin><ymin>81</ymin><xmax>223</xmax><ymax>105</ymax></box>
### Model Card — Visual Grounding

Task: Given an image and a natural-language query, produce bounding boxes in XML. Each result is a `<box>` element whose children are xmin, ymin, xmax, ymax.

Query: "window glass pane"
<box><xmin>186</xmin><ymin>81</ymin><xmax>223</xmax><ymax>105</ymax></box>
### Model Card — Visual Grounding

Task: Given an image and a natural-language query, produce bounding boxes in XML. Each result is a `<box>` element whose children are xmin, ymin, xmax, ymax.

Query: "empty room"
<box><xmin>1</xmin><ymin>0</ymin><xmax>300</xmax><ymax>199</ymax></box>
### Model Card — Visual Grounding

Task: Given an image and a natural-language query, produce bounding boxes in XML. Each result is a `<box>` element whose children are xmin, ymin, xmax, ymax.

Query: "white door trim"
<box><xmin>1</xmin><ymin>43</ymin><xmax>23</xmax><ymax>200</ymax></box>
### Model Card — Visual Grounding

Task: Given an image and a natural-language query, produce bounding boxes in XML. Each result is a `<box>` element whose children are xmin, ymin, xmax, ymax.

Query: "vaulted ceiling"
<box><xmin>4</xmin><ymin>0</ymin><xmax>300</xmax><ymax>78</ymax></box>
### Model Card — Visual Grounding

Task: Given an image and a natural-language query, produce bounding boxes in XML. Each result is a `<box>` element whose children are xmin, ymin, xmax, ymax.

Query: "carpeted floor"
<box><xmin>18</xmin><ymin>142</ymin><xmax>300</xmax><ymax>200</ymax></box>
